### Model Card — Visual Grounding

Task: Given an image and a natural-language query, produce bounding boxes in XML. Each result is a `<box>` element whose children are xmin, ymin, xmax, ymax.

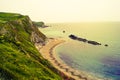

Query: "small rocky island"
<box><xmin>69</xmin><ymin>34</ymin><xmax>108</xmax><ymax>46</ymax></box>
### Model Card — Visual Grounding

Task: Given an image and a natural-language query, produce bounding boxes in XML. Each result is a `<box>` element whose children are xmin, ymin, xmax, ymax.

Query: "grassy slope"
<box><xmin>0</xmin><ymin>12</ymin><xmax>62</xmax><ymax>80</ymax></box>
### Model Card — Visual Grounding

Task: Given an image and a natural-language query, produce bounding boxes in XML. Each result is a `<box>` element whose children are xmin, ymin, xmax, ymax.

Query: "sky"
<box><xmin>0</xmin><ymin>0</ymin><xmax>120</xmax><ymax>23</ymax></box>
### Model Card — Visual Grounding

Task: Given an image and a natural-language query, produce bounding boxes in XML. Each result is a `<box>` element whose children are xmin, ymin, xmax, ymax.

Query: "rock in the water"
<box><xmin>105</xmin><ymin>44</ymin><xmax>108</xmax><ymax>47</ymax></box>
<box><xmin>69</xmin><ymin>34</ymin><xmax>78</xmax><ymax>40</ymax></box>
<box><xmin>63</xmin><ymin>30</ymin><xmax>65</xmax><ymax>33</ymax></box>
<box><xmin>87</xmin><ymin>40</ymin><xmax>101</xmax><ymax>45</ymax></box>
<box><xmin>77</xmin><ymin>38</ymin><xmax>87</xmax><ymax>42</ymax></box>
<box><xmin>69</xmin><ymin>34</ymin><xmax>102</xmax><ymax>45</ymax></box>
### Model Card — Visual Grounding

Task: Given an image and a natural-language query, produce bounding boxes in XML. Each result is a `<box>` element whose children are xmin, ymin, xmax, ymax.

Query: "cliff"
<box><xmin>0</xmin><ymin>12</ymin><xmax>62</xmax><ymax>80</ymax></box>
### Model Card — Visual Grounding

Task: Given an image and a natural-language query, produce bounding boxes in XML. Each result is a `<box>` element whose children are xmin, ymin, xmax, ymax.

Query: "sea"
<box><xmin>40</xmin><ymin>22</ymin><xmax>120</xmax><ymax>80</ymax></box>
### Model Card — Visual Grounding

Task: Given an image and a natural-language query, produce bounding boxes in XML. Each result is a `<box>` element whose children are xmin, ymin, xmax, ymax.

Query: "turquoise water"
<box><xmin>40</xmin><ymin>22</ymin><xmax>120</xmax><ymax>80</ymax></box>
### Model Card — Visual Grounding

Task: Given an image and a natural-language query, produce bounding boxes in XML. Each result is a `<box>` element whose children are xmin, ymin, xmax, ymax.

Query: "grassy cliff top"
<box><xmin>0</xmin><ymin>12</ymin><xmax>62</xmax><ymax>80</ymax></box>
<box><xmin>0</xmin><ymin>12</ymin><xmax>26</xmax><ymax>23</ymax></box>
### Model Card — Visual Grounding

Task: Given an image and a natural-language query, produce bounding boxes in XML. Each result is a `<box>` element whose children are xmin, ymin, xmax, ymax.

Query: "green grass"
<box><xmin>0</xmin><ymin>12</ymin><xmax>62</xmax><ymax>80</ymax></box>
<box><xmin>0</xmin><ymin>43</ymin><xmax>61</xmax><ymax>80</ymax></box>
<box><xmin>0</xmin><ymin>12</ymin><xmax>25</xmax><ymax>23</ymax></box>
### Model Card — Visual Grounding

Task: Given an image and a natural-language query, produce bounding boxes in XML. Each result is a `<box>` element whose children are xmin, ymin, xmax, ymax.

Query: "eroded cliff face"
<box><xmin>0</xmin><ymin>12</ymin><xmax>61</xmax><ymax>80</ymax></box>
<box><xmin>0</xmin><ymin>15</ymin><xmax>46</xmax><ymax>45</ymax></box>
<box><xmin>20</xmin><ymin>16</ymin><xmax>46</xmax><ymax>44</ymax></box>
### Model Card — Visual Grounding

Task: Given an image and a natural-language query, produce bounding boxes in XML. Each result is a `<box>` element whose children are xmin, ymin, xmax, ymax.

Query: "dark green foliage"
<box><xmin>0</xmin><ymin>12</ymin><xmax>62</xmax><ymax>80</ymax></box>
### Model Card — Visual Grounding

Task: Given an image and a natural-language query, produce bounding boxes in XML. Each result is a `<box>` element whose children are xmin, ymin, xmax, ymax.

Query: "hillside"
<box><xmin>33</xmin><ymin>21</ymin><xmax>48</xmax><ymax>28</ymax></box>
<box><xmin>0</xmin><ymin>12</ymin><xmax>62</xmax><ymax>80</ymax></box>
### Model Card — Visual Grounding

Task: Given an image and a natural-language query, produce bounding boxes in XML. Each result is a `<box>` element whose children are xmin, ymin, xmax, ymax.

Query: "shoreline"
<box><xmin>35</xmin><ymin>38</ymin><xmax>99</xmax><ymax>80</ymax></box>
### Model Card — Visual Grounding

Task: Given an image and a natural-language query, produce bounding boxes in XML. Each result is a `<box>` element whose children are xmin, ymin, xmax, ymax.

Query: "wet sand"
<box><xmin>35</xmin><ymin>38</ymin><xmax>99</xmax><ymax>80</ymax></box>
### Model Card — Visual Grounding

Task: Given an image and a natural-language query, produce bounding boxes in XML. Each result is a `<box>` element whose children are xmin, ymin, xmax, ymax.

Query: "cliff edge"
<box><xmin>0</xmin><ymin>12</ymin><xmax>62</xmax><ymax>80</ymax></box>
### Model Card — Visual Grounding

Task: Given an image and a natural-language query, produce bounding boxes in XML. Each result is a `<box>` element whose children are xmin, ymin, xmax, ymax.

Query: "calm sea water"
<box><xmin>40</xmin><ymin>22</ymin><xmax>120</xmax><ymax>80</ymax></box>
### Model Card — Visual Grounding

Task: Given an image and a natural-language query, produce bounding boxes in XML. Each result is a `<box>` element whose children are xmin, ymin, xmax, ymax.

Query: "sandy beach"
<box><xmin>35</xmin><ymin>38</ymin><xmax>100</xmax><ymax>80</ymax></box>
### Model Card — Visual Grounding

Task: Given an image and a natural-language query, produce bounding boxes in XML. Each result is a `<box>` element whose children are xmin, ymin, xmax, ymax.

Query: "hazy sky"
<box><xmin>0</xmin><ymin>0</ymin><xmax>120</xmax><ymax>22</ymax></box>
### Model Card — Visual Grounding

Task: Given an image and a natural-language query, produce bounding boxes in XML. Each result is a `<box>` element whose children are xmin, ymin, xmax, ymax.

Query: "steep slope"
<box><xmin>0</xmin><ymin>12</ymin><xmax>62</xmax><ymax>80</ymax></box>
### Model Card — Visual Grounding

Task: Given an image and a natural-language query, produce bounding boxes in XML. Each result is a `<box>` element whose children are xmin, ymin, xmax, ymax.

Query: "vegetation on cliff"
<box><xmin>0</xmin><ymin>12</ymin><xmax>62</xmax><ymax>80</ymax></box>
<box><xmin>33</xmin><ymin>21</ymin><xmax>48</xmax><ymax>28</ymax></box>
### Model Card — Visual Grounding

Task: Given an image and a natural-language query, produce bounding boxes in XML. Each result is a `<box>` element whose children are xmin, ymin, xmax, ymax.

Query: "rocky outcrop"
<box><xmin>31</xmin><ymin>32</ymin><xmax>44</xmax><ymax>43</ymax></box>
<box><xmin>88</xmin><ymin>40</ymin><xmax>101</xmax><ymax>45</ymax></box>
<box><xmin>104</xmin><ymin>44</ymin><xmax>108</xmax><ymax>47</ymax></box>
<box><xmin>69</xmin><ymin>34</ymin><xmax>78</xmax><ymax>40</ymax></box>
<box><xmin>77</xmin><ymin>37</ymin><xmax>87</xmax><ymax>42</ymax></box>
<box><xmin>69</xmin><ymin>34</ymin><xmax>108</xmax><ymax>46</ymax></box>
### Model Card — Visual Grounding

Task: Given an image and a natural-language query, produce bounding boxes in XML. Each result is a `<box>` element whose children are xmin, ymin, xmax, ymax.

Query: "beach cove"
<box><xmin>36</xmin><ymin>38</ymin><xmax>102</xmax><ymax>80</ymax></box>
<box><xmin>39</xmin><ymin>22</ymin><xmax>120</xmax><ymax>80</ymax></box>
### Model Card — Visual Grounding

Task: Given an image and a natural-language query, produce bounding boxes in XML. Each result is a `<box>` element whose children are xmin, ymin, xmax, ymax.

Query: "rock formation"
<box><xmin>69</xmin><ymin>34</ymin><xmax>106</xmax><ymax>46</ymax></box>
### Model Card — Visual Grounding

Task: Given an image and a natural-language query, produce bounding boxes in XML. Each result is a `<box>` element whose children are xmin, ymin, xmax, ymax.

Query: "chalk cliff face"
<box><xmin>0</xmin><ymin>12</ymin><xmax>61</xmax><ymax>80</ymax></box>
